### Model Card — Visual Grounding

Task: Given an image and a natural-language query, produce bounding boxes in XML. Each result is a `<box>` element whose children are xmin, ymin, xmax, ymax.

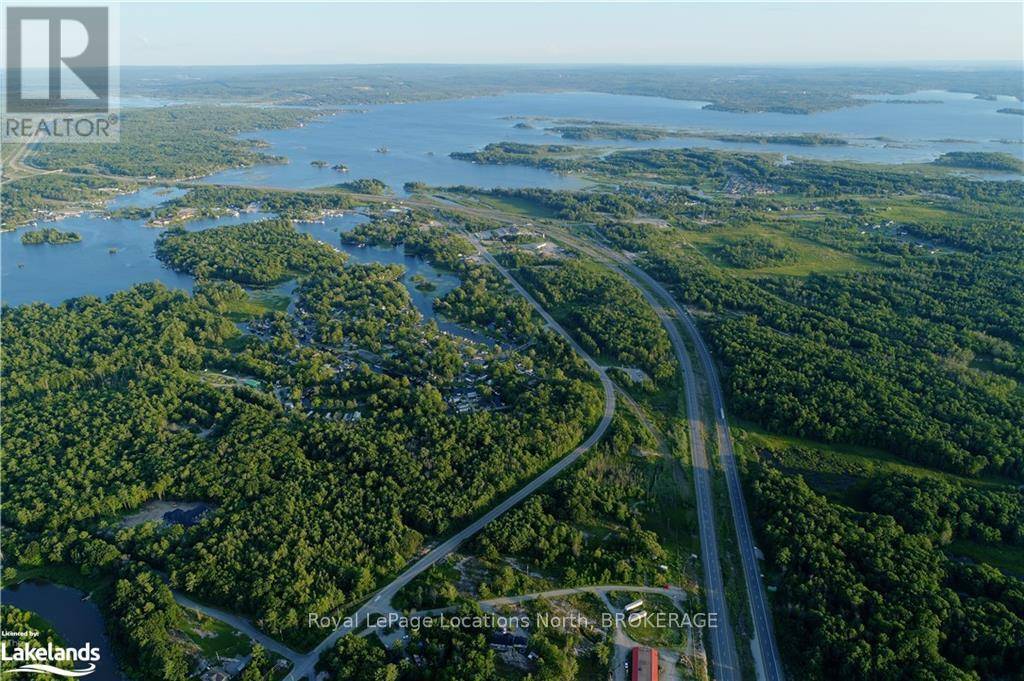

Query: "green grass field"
<box><xmin>676</xmin><ymin>222</ymin><xmax>876</xmax><ymax>277</ymax></box>
<box><xmin>224</xmin><ymin>288</ymin><xmax>293</xmax><ymax>321</ymax></box>
<box><xmin>947</xmin><ymin>540</ymin><xmax>1024</xmax><ymax>577</ymax></box>
<box><xmin>609</xmin><ymin>591</ymin><xmax>687</xmax><ymax>648</ymax></box>
<box><xmin>732</xmin><ymin>418</ymin><xmax>1019</xmax><ymax>493</ymax></box>
<box><xmin>732</xmin><ymin>421</ymin><xmax>1023</xmax><ymax>575</ymax></box>
<box><xmin>465</xmin><ymin>192</ymin><xmax>560</xmax><ymax>219</ymax></box>
<box><xmin>184</xmin><ymin>610</ymin><xmax>253</xmax><ymax>659</ymax></box>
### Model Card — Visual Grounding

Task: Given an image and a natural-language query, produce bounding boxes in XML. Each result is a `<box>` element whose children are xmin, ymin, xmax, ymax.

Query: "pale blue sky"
<box><xmin>117</xmin><ymin>2</ymin><xmax>1022</xmax><ymax>66</ymax></box>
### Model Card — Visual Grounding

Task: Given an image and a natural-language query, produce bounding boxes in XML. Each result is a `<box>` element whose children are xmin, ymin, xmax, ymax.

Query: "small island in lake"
<box><xmin>310</xmin><ymin>159</ymin><xmax>329</xmax><ymax>168</ymax></box>
<box><xmin>996</xmin><ymin>107</ymin><xmax>1024</xmax><ymax>116</ymax></box>
<box><xmin>883</xmin><ymin>98</ymin><xmax>943</xmax><ymax>104</ymax></box>
<box><xmin>20</xmin><ymin>228</ymin><xmax>82</xmax><ymax>245</ymax></box>
<box><xmin>410</xmin><ymin>274</ymin><xmax>437</xmax><ymax>292</ymax></box>
<box><xmin>332</xmin><ymin>163</ymin><xmax>349</xmax><ymax>172</ymax></box>
<box><xmin>336</xmin><ymin>178</ymin><xmax>390</xmax><ymax>195</ymax></box>
<box><xmin>548</xmin><ymin>121</ymin><xmax>849</xmax><ymax>146</ymax></box>
<box><xmin>108</xmin><ymin>206</ymin><xmax>153</xmax><ymax>220</ymax></box>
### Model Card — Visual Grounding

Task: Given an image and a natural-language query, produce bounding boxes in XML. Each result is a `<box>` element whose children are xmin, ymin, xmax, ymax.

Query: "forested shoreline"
<box><xmin>2</xmin><ymin>86</ymin><xmax>1022</xmax><ymax>680</ymax></box>
<box><xmin>1</xmin><ymin>213</ymin><xmax>604</xmax><ymax>669</ymax></box>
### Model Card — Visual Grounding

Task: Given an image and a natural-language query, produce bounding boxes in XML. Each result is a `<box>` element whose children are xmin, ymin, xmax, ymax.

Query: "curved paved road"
<box><xmin>602</xmin><ymin>249</ymin><xmax>784</xmax><ymax>681</ymax></box>
<box><xmin>283</xmin><ymin>237</ymin><xmax>617</xmax><ymax>680</ymax></box>
<box><xmin>408</xmin><ymin>583</ymin><xmax>689</xmax><ymax>618</ymax></box>
<box><xmin>377</xmin><ymin>198</ymin><xmax>781</xmax><ymax>680</ymax></box>
<box><xmin>479</xmin><ymin>583</ymin><xmax>688</xmax><ymax>608</ymax></box>
<box><xmin>403</xmin><ymin>197</ymin><xmax>781</xmax><ymax>679</ymax></box>
<box><xmin>588</xmin><ymin>249</ymin><xmax>742</xmax><ymax>681</ymax></box>
<box><xmin>174</xmin><ymin>592</ymin><xmax>301</xmax><ymax>664</ymax></box>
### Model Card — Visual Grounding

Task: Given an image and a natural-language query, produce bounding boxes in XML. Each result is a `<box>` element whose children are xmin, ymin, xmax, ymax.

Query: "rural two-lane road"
<box><xmin>171</xmin><ymin>199</ymin><xmax>780</xmax><ymax>681</ymax></box>
<box><xmin>284</xmin><ymin>236</ymin><xmax>617</xmax><ymax>680</ymax></box>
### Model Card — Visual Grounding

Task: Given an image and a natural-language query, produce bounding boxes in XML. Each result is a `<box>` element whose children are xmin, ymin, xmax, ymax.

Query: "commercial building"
<box><xmin>631</xmin><ymin>646</ymin><xmax>658</xmax><ymax>681</ymax></box>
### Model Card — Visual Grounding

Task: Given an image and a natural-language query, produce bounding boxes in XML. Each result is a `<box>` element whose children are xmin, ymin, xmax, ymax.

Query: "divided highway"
<box><xmin>600</xmin><ymin>247</ymin><xmax>785</xmax><ymax>681</ymax></box>
<box><xmin>641</xmin><ymin>275</ymin><xmax>742</xmax><ymax>681</ymax></box>
<box><xmin>567</xmin><ymin>243</ymin><xmax>742</xmax><ymax>681</ymax></box>
<box><xmin>286</xmin><ymin>236</ymin><xmax>617</xmax><ymax>680</ymax></box>
<box><xmin>180</xmin><ymin>198</ymin><xmax>780</xmax><ymax>680</ymax></box>
<box><xmin>475</xmin><ymin>223</ymin><xmax>772</xmax><ymax>680</ymax></box>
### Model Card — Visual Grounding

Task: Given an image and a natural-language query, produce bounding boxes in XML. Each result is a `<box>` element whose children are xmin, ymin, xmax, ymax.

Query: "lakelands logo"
<box><xmin>1</xmin><ymin>642</ymin><xmax>100</xmax><ymax>677</ymax></box>
<box><xmin>2</xmin><ymin>4</ymin><xmax>120</xmax><ymax>143</ymax></box>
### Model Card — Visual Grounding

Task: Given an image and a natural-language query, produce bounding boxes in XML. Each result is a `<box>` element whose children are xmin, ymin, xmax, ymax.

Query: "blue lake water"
<box><xmin>2</xmin><ymin>200</ymin><xmax>492</xmax><ymax>343</ymax></box>
<box><xmin>106</xmin><ymin>185</ymin><xmax>188</xmax><ymax>209</ymax></box>
<box><xmin>4</xmin><ymin>90</ymin><xmax>1021</xmax><ymax>309</ymax></box>
<box><xmin>1</xmin><ymin>581</ymin><xmax>123</xmax><ymax>681</ymax></box>
<box><xmin>1</xmin><ymin>209</ymin><xmax>274</xmax><ymax>307</ymax></box>
<box><xmin>294</xmin><ymin>214</ymin><xmax>495</xmax><ymax>344</ymax></box>
<box><xmin>202</xmin><ymin>90</ymin><xmax>1023</xmax><ymax>193</ymax></box>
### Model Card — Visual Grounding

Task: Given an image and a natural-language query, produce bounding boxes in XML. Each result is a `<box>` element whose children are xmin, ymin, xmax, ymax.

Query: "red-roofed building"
<box><xmin>631</xmin><ymin>646</ymin><xmax>658</xmax><ymax>681</ymax></box>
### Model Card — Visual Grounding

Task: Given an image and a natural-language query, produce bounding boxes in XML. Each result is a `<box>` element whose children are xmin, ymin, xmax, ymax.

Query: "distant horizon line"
<box><xmin>112</xmin><ymin>60</ymin><xmax>1023</xmax><ymax>69</ymax></box>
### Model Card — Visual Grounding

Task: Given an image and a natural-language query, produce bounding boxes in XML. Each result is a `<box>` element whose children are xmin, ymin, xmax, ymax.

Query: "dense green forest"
<box><xmin>551</xmin><ymin>124</ymin><xmax>669</xmax><ymax>141</ymax></box>
<box><xmin>451</xmin><ymin>144</ymin><xmax>1024</xmax><ymax>205</ymax></box>
<box><xmin>339</xmin><ymin>210</ymin><xmax>475</xmax><ymax>269</ymax></box>
<box><xmin>473</xmin><ymin>412</ymin><xmax>677</xmax><ymax>591</ymax></box>
<box><xmin>436</xmin><ymin>264</ymin><xmax>541</xmax><ymax>342</ymax></box>
<box><xmin>156</xmin><ymin>219</ymin><xmax>345</xmax><ymax>285</ymax></box>
<box><xmin>750</xmin><ymin>466</ymin><xmax>1024</xmax><ymax>680</ymax></box>
<box><xmin>335</xmin><ymin>178</ymin><xmax>391</xmax><ymax>194</ymax></box>
<box><xmin>2</xmin><ymin>214</ymin><xmax>603</xmax><ymax>650</ymax></box>
<box><xmin>153</xmin><ymin>185</ymin><xmax>355</xmax><ymax>222</ymax></box>
<box><xmin>1</xmin><ymin>174</ymin><xmax>135</xmax><ymax>228</ymax></box>
<box><xmin>713</xmin><ymin>236</ymin><xmax>797</xmax><ymax>268</ymax></box>
<box><xmin>638</xmin><ymin>238</ymin><xmax>1024</xmax><ymax>478</ymax></box>
<box><xmin>865</xmin><ymin>474</ymin><xmax>1024</xmax><ymax>547</ymax></box>
<box><xmin>933</xmin><ymin>151</ymin><xmax>1024</xmax><ymax>172</ymax></box>
<box><xmin>106</xmin><ymin>563</ymin><xmax>193</xmax><ymax>680</ymax></box>
<box><xmin>498</xmin><ymin>254</ymin><xmax>678</xmax><ymax>385</ymax></box>
<box><xmin>549</xmin><ymin>122</ymin><xmax>848</xmax><ymax>146</ymax></box>
<box><xmin>3</xmin><ymin>66</ymin><xmax>1023</xmax><ymax>679</ymax></box>
<box><xmin>19</xmin><ymin>228</ymin><xmax>82</xmax><ymax>245</ymax></box>
<box><xmin>446</xmin><ymin>143</ymin><xmax>1024</xmax><ymax>677</ymax></box>
<box><xmin>456</xmin><ymin>146</ymin><xmax>1024</xmax><ymax>478</ymax></box>
<box><xmin>756</xmin><ymin>441</ymin><xmax>1024</xmax><ymax>553</ymax></box>
<box><xmin>24</xmin><ymin>106</ymin><xmax>315</xmax><ymax>178</ymax></box>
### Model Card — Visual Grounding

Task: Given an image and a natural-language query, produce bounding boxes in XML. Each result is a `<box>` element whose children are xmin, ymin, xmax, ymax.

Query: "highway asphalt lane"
<box><xmin>612</xmin><ymin>253</ymin><xmax>785</xmax><ymax>681</ymax></box>
<box><xmin>601</xmin><ymin>254</ymin><xmax>742</xmax><ymax>681</ymax></box>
